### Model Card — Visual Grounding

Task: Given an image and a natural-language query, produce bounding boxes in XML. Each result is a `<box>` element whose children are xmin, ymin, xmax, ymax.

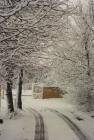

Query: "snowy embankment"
<box><xmin>0</xmin><ymin>92</ymin><xmax>94</xmax><ymax>140</ymax></box>
<box><xmin>0</xmin><ymin>97</ymin><xmax>35</xmax><ymax>140</ymax></box>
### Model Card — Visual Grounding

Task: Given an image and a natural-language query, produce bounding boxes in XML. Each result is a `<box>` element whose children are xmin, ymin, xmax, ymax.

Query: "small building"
<box><xmin>32</xmin><ymin>83</ymin><xmax>64</xmax><ymax>99</ymax></box>
<box><xmin>43</xmin><ymin>87</ymin><xmax>63</xmax><ymax>99</ymax></box>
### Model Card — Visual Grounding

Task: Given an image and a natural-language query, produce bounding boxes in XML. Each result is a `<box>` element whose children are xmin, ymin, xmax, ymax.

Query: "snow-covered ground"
<box><xmin>0</xmin><ymin>92</ymin><xmax>94</xmax><ymax>140</ymax></box>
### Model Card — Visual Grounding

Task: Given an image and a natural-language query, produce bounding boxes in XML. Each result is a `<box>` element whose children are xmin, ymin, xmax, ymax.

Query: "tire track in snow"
<box><xmin>48</xmin><ymin>109</ymin><xmax>89</xmax><ymax>140</ymax></box>
<box><xmin>26</xmin><ymin>108</ymin><xmax>48</xmax><ymax>140</ymax></box>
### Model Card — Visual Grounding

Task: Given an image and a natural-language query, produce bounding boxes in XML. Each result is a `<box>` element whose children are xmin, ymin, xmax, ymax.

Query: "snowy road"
<box><xmin>27</xmin><ymin>108</ymin><xmax>48</xmax><ymax>140</ymax></box>
<box><xmin>1</xmin><ymin>97</ymin><xmax>94</xmax><ymax>140</ymax></box>
<box><xmin>25</xmin><ymin>107</ymin><xmax>89</xmax><ymax>140</ymax></box>
<box><xmin>48</xmin><ymin>109</ymin><xmax>88</xmax><ymax>140</ymax></box>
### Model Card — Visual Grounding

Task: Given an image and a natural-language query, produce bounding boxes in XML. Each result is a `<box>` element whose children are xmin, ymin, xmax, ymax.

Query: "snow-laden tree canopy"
<box><xmin>0</xmin><ymin>0</ymin><xmax>77</xmax><ymax>84</ymax></box>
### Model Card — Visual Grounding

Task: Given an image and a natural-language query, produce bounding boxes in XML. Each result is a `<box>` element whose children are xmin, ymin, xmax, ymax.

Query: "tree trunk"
<box><xmin>84</xmin><ymin>33</ymin><xmax>93</xmax><ymax>111</ymax></box>
<box><xmin>6</xmin><ymin>80</ymin><xmax>14</xmax><ymax>113</ymax></box>
<box><xmin>17</xmin><ymin>69</ymin><xmax>23</xmax><ymax>109</ymax></box>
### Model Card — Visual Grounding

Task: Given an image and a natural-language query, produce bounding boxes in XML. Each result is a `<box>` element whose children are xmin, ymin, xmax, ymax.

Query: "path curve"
<box><xmin>27</xmin><ymin>108</ymin><xmax>48</xmax><ymax>140</ymax></box>
<box><xmin>48</xmin><ymin>109</ymin><xmax>89</xmax><ymax>140</ymax></box>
